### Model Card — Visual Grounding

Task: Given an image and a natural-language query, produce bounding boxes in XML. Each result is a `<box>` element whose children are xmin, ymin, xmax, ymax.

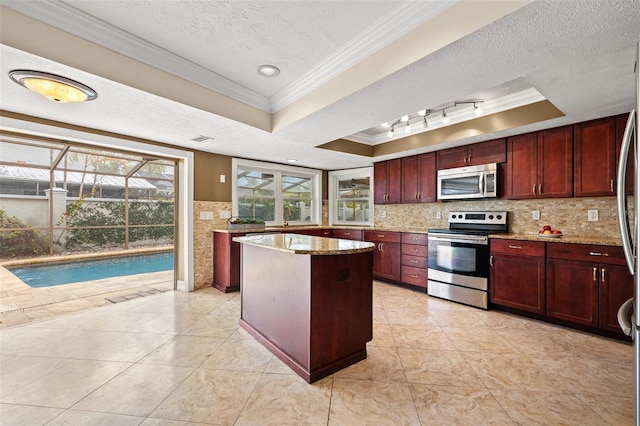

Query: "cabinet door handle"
<box><xmin>610</xmin><ymin>179</ymin><xmax>614</xmax><ymax>193</ymax></box>
<box><xmin>532</xmin><ymin>184</ymin><xmax>536</xmax><ymax>195</ymax></box>
<box><xmin>377</xmin><ymin>234</ymin><xmax>385</xmax><ymax>238</ymax></box>
<box><xmin>410</xmin><ymin>274</ymin><xmax>419</xmax><ymax>278</ymax></box>
<box><xmin>601</xmin><ymin>268</ymin><xmax>606</xmax><ymax>283</ymax></box>
<box><xmin>593</xmin><ymin>266</ymin><xmax>598</xmax><ymax>281</ymax></box>
<box><xmin>538</xmin><ymin>184</ymin><xmax>542</xmax><ymax>195</ymax></box>
<box><xmin>508</xmin><ymin>245</ymin><xmax>522</xmax><ymax>249</ymax></box>
<box><xmin>490</xmin><ymin>255</ymin><xmax>494</xmax><ymax>266</ymax></box>
<box><xmin>589</xmin><ymin>252</ymin><xmax>609</xmax><ymax>257</ymax></box>
<box><xmin>344</xmin><ymin>232</ymin><xmax>351</xmax><ymax>236</ymax></box>
<box><xmin>468</xmin><ymin>155</ymin><xmax>471</xmax><ymax>164</ymax></box>
<box><xmin>379</xmin><ymin>243</ymin><xmax>384</xmax><ymax>252</ymax></box>
<box><xmin>410</xmin><ymin>259</ymin><xmax>419</xmax><ymax>264</ymax></box>
<box><xmin>411</xmin><ymin>248</ymin><xmax>419</xmax><ymax>252</ymax></box>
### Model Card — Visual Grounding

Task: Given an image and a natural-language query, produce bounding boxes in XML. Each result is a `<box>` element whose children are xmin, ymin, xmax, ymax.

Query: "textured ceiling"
<box><xmin>0</xmin><ymin>0</ymin><xmax>639</xmax><ymax>170</ymax></box>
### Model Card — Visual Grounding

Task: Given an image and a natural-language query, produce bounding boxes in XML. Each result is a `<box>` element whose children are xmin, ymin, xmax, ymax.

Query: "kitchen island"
<box><xmin>233</xmin><ymin>233</ymin><xmax>375</xmax><ymax>383</ymax></box>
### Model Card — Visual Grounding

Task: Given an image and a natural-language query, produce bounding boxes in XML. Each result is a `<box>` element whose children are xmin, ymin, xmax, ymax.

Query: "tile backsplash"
<box><xmin>195</xmin><ymin>196</ymin><xmax>629</xmax><ymax>289</ymax></box>
<box><xmin>374</xmin><ymin>196</ymin><xmax>627</xmax><ymax>237</ymax></box>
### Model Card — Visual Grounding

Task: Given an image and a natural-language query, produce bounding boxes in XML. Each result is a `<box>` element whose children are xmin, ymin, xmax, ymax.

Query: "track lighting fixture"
<box><xmin>382</xmin><ymin>99</ymin><xmax>483</xmax><ymax>138</ymax></box>
<box><xmin>387</xmin><ymin>126</ymin><xmax>394</xmax><ymax>138</ymax></box>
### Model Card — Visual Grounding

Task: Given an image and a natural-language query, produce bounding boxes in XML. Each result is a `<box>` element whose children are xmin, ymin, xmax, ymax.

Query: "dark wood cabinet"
<box><xmin>374</xmin><ymin>159</ymin><xmax>402</xmax><ymax>204</ymax></box>
<box><xmin>400</xmin><ymin>232</ymin><xmax>428</xmax><ymax>288</ymax></box>
<box><xmin>290</xmin><ymin>228</ymin><xmax>332</xmax><ymax>237</ymax></box>
<box><xmin>437</xmin><ymin>139</ymin><xmax>506</xmax><ymax>170</ymax></box>
<box><xmin>332</xmin><ymin>229</ymin><xmax>363</xmax><ymax>240</ymax></box>
<box><xmin>213</xmin><ymin>231</ymin><xmax>244</xmax><ymax>293</ymax></box>
<box><xmin>489</xmin><ymin>239</ymin><xmax>546</xmax><ymax>315</ymax></box>
<box><xmin>546</xmin><ymin>243</ymin><xmax>632</xmax><ymax>335</ymax></box>
<box><xmin>574</xmin><ymin>117</ymin><xmax>617</xmax><ymax>197</ymax></box>
<box><xmin>506</xmin><ymin>126</ymin><xmax>573</xmax><ymax>199</ymax></box>
<box><xmin>364</xmin><ymin>230</ymin><xmax>401</xmax><ymax>281</ymax></box>
<box><xmin>401</xmin><ymin>153</ymin><xmax>436</xmax><ymax>203</ymax></box>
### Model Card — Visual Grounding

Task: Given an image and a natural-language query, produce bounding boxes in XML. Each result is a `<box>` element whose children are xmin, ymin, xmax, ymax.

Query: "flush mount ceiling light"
<box><xmin>257</xmin><ymin>65</ymin><xmax>280</xmax><ymax>78</ymax></box>
<box><xmin>9</xmin><ymin>70</ymin><xmax>97</xmax><ymax>103</ymax></box>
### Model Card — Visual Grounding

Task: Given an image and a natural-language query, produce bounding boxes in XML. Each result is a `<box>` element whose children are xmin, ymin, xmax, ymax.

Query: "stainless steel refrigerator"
<box><xmin>616</xmin><ymin>41</ymin><xmax>640</xmax><ymax>425</ymax></box>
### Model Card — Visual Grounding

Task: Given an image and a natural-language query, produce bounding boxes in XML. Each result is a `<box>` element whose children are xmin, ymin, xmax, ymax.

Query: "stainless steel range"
<box><xmin>427</xmin><ymin>211</ymin><xmax>508</xmax><ymax>309</ymax></box>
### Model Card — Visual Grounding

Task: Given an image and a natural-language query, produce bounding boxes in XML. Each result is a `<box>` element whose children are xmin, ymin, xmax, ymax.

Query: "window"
<box><xmin>233</xmin><ymin>159</ymin><xmax>321</xmax><ymax>226</ymax></box>
<box><xmin>328</xmin><ymin>167</ymin><xmax>373</xmax><ymax>226</ymax></box>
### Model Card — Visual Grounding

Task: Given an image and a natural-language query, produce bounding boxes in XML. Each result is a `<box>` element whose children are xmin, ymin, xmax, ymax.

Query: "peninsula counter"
<box><xmin>233</xmin><ymin>233</ymin><xmax>375</xmax><ymax>383</ymax></box>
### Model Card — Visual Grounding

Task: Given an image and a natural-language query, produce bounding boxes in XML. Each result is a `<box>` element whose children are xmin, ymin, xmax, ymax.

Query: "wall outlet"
<box><xmin>380</xmin><ymin>211</ymin><xmax>387</xmax><ymax>218</ymax></box>
<box><xmin>588</xmin><ymin>209</ymin><xmax>599</xmax><ymax>221</ymax></box>
<box><xmin>199</xmin><ymin>211</ymin><xmax>214</xmax><ymax>220</ymax></box>
<box><xmin>436</xmin><ymin>211</ymin><xmax>442</xmax><ymax>219</ymax></box>
<box><xmin>220</xmin><ymin>174</ymin><xmax>226</xmax><ymax>183</ymax></box>
<box><xmin>219</xmin><ymin>210</ymin><xmax>231</xmax><ymax>219</ymax></box>
<box><xmin>532</xmin><ymin>210</ymin><xmax>540</xmax><ymax>220</ymax></box>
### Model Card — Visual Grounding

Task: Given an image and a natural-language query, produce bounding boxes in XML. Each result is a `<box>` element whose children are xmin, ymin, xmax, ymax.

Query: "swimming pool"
<box><xmin>9</xmin><ymin>252</ymin><xmax>174</xmax><ymax>288</ymax></box>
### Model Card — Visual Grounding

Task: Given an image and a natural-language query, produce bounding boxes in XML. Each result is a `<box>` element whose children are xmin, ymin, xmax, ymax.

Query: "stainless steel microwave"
<box><xmin>437</xmin><ymin>163</ymin><xmax>498</xmax><ymax>200</ymax></box>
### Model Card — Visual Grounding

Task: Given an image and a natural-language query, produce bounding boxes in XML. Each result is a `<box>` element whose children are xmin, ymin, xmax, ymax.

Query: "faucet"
<box><xmin>283</xmin><ymin>205</ymin><xmax>292</xmax><ymax>226</ymax></box>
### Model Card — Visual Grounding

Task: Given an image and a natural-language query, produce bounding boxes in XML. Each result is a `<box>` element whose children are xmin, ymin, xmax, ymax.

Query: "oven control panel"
<box><xmin>448</xmin><ymin>211</ymin><xmax>508</xmax><ymax>226</ymax></box>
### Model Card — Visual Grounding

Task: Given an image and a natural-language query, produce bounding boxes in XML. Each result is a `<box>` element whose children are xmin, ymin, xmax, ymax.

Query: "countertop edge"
<box><xmin>233</xmin><ymin>234</ymin><xmax>375</xmax><ymax>255</ymax></box>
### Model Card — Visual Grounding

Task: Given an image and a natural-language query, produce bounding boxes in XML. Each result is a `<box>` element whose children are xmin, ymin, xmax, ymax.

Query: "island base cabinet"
<box><xmin>239</xmin><ymin>243</ymin><xmax>373</xmax><ymax>383</ymax></box>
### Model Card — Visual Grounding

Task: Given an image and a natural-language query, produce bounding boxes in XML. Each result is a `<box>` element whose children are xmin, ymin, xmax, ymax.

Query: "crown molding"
<box><xmin>3</xmin><ymin>0</ymin><xmax>271</xmax><ymax>112</ymax></box>
<box><xmin>269</xmin><ymin>1</ymin><xmax>457</xmax><ymax>112</ymax></box>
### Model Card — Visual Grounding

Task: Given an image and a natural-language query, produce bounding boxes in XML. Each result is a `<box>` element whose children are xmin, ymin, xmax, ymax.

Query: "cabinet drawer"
<box><xmin>364</xmin><ymin>230</ymin><xmax>402</xmax><ymax>243</ymax></box>
<box><xmin>490</xmin><ymin>239</ymin><xmax>545</xmax><ymax>257</ymax></box>
<box><xmin>401</xmin><ymin>265</ymin><xmax>428</xmax><ymax>287</ymax></box>
<box><xmin>401</xmin><ymin>244</ymin><xmax>428</xmax><ymax>257</ymax></box>
<box><xmin>402</xmin><ymin>232</ymin><xmax>428</xmax><ymax>245</ymax></box>
<box><xmin>401</xmin><ymin>254</ymin><xmax>428</xmax><ymax>268</ymax></box>
<box><xmin>332</xmin><ymin>229</ymin><xmax>363</xmax><ymax>240</ymax></box>
<box><xmin>547</xmin><ymin>243</ymin><xmax>625</xmax><ymax>265</ymax></box>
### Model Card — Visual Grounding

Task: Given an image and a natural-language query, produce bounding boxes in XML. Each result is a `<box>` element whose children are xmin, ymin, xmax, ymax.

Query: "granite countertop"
<box><xmin>218</xmin><ymin>226</ymin><xmax>623</xmax><ymax>246</ymax></box>
<box><xmin>489</xmin><ymin>232</ymin><xmax>623</xmax><ymax>246</ymax></box>
<box><xmin>233</xmin><ymin>233</ymin><xmax>375</xmax><ymax>255</ymax></box>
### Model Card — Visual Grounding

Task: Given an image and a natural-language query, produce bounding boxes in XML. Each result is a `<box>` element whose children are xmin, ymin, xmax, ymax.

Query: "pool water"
<box><xmin>9</xmin><ymin>252</ymin><xmax>174</xmax><ymax>288</ymax></box>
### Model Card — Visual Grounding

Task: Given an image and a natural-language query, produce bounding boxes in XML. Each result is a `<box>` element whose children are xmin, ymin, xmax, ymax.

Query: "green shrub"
<box><xmin>0</xmin><ymin>209</ymin><xmax>48</xmax><ymax>258</ymax></box>
<box><xmin>61</xmin><ymin>201</ymin><xmax>174</xmax><ymax>249</ymax></box>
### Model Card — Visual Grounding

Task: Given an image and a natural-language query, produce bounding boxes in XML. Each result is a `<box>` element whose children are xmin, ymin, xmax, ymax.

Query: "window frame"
<box><xmin>328</xmin><ymin>167</ymin><xmax>374</xmax><ymax>227</ymax></box>
<box><xmin>232</xmin><ymin>158</ymin><xmax>322</xmax><ymax>226</ymax></box>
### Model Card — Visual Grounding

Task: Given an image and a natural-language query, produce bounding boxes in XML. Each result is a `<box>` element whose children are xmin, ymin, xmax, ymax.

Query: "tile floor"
<box><xmin>0</xmin><ymin>281</ymin><xmax>634</xmax><ymax>425</ymax></box>
<box><xmin>0</xmin><ymin>265</ymin><xmax>174</xmax><ymax>329</ymax></box>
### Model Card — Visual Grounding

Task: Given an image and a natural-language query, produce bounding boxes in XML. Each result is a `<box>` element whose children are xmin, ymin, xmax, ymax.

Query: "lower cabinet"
<box><xmin>546</xmin><ymin>243</ymin><xmax>633</xmax><ymax>334</ymax></box>
<box><xmin>489</xmin><ymin>239</ymin><xmax>545</xmax><ymax>315</ymax></box>
<box><xmin>213</xmin><ymin>231</ymin><xmax>244</xmax><ymax>293</ymax></box>
<box><xmin>364</xmin><ymin>230</ymin><xmax>401</xmax><ymax>282</ymax></box>
<box><xmin>332</xmin><ymin>229</ymin><xmax>363</xmax><ymax>241</ymax></box>
<box><xmin>400</xmin><ymin>233</ymin><xmax>428</xmax><ymax>288</ymax></box>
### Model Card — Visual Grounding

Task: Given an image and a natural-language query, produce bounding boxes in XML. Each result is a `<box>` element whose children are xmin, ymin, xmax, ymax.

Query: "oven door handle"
<box><xmin>428</xmin><ymin>234</ymin><xmax>488</xmax><ymax>245</ymax></box>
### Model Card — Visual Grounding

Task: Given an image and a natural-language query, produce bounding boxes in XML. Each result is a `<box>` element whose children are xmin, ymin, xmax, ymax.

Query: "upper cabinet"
<box><xmin>436</xmin><ymin>139</ymin><xmax>506</xmax><ymax>170</ymax></box>
<box><xmin>506</xmin><ymin>126</ymin><xmax>573</xmax><ymax>199</ymax></box>
<box><xmin>574</xmin><ymin>117</ymin><xmax>617</xmax><ymax>197</ymax></box>
<box><xmin>401</xmin><ymin>152</ymin><xmax>436</xmax><ymax>203</ymax></box>
<box><xmin>374</xmin><ymin>159</ymin><xmax>402</xmax><ymax>204</ymax></box>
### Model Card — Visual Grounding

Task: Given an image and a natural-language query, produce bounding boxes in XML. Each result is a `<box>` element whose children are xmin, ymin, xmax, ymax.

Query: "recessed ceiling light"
<box><xmin>257</xmin><ymin>65</ymin><xmax>280</xmax><ymax>78</ymax></box>
<box><xmin>287</xmin><ymin>159</ymin><xmax>298</xmax><ymax>163</ymax></box>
